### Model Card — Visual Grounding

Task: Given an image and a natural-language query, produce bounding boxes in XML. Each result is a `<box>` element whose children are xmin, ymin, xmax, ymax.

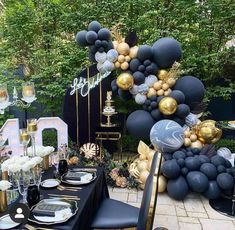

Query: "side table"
<box><xmin>95</xmin><ymin>126</ymin><xmax>122</xmax><ymax>161</ymax></box>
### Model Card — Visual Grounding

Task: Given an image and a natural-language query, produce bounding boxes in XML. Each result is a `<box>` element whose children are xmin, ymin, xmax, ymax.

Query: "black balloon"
<box><xmin>88</xmin><ymin>52</ymin><xmax>96</xmax><ymax>62</ymax></box>
<box><xmin>164</xmin><ymin>153</ymin><xmax>173</xmax><ymax>161</ymax></box>
<box><xmin>133</xmin><ymin>71</ymin><xmax>145</xmax><ymax>85</ymax></box>
<box><xmin>150</xmin><ymin>101</ymin><xmax>157</xmax><ymax>109</ymax></box>
<box><xmin>86</xmin><ymin>31</ymin><xmax>98</xmax><ymax>44</ymax></box>
<box><xmin>152</xmin><ymin>37</ymin><xmax>182</xmax><ymax>69</ymax></box>
<box><xmin>150</xmin><ymin>109</ymin><xmax>162</xmax><ymax>121</ymax></box>
<box><xmin>176</xmin><ymin>104</ymin><xmax>190</xmax><ymax>118</ymax></box>
<box><xmin>225</xmin><ymin>160</ymin><xmax>232</xmax><ymax>168</ymax></box>
<box><xmin>98</xmin><ymin>28</ymin><xmax>111</xmax><ymax>40</ymax></box>
<box><xmin>88</xmin><ymin>21</ymin><xmax>102</xmax><ymax>32</ymax></box>
<box><xmin>173</xmin><ymin>151</ymin><xmax>186</xmax><ymax>160</ymax></box>
<box><xmin>185</xmin><ymin>157</ymin><xmax>201</xmax><ymax>171</ymax></box>
<box><xmin>187</xmin><ymin>171</ymin><xmax>209</xmax><ymax>193</ymax></box>
<box><xmin>216</xmin><ymin>173</ymin><xmax>234</xmax><ymax>190</ymax></box>
<box><xmin>177</xmin><ymin>158</ymin><xmax>185</xmax><ymax>167</ymax></box>
<box><xmin>129</xmin><ymin>59</ymin><xmax>141</xmax><ymax>72</ymax></box>
<box><xmin>167</xmin><ymin>176</ymin><xmax>189</xmax><ymax>200</ymax></box>
<box><xmin>211</xmin><ymin>155</ymin><xmax>227</xmax><ymax>167</ymax></box>
<box><xmin>198</xmin><ymin>155</ymin><xmax>210</xmax><ymax>164</ymax></box>
<box><xmin>137</xmin><ymin>45</ymin><xmax>153</xmax><ymax>62</ymax></box>
<box><xmin>89</xmin><ymin>45</ymin><xmax>98</xmax><ymax>54</ymax></box>
<box><xmin>118</xmin><ymin>89</ymin><xmax>132</xmax><ymax>100</ymax></box>
<box><xmin>174</xmin><ymin>76</ymin><xmax>205</xmax><ymax>108</ymax></box>
<box><xmin>181</xmin><ymin>167</ymin><xmax>189</xmax><ymax>176</ymax></box>
<box><xmin>191</xmin><ymin>148</ymin><xmax>201</xmax><ymax>154</ymax></box>
<box><xmin>75</xmin><ymin>30</ymin><xmax>89</xmax><ymax>46</ymax></box>
<box><xmin>217</xmin><ymin>165</ymin><xmax>226</xmax><ymax>173</ymax></box>
<box><xmin>138</xmin><ymin>65</ymin><xmax>145</xmax><ymax>72</ymax></box>
<box><xmin>203</xmin><ymin>180</ymin><xmax>221</xmax><ymax>199</ymax></box>
<box><xmin>144</xmin><ymin>59</ymin><xmax>151</xmax><ymax>66</ymax></box>
<box><xmin>126</xmin><ymin>110</ymin><xmax>155</xmax><ymax>139</ymax></box>
<box><xmin>170</xmin><ymin>90</ymin><xmax>185</xmax><ymax>104</ymax></box>
<box><xmin>162</xmin><ymin>160</ymin><xmax>181</xmax><ymax>179</ymax></box>
<box><xmin>95</xmin><ymin>40</ymin><xmax>102</xmax><ymax>47</ymax></box>
<box><xmin>200</xmin><ymin>163</ymin><xmax>217</xmax><ymax>180</ymax></box>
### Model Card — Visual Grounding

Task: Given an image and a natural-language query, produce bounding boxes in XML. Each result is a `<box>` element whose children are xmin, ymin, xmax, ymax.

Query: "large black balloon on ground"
<box><xmin>167</xmin><ymin>176</ymin><xmax>189</xmax><ymax>200</ymax></box>
<box><xmin>187</xmin><ymin>171</ymin><xmax>209</xmax><ymax>193</ymax></box>
<box><xmin>152</xmin><ymin>37</ymin><xmax>182</xmax><ymax>69</ymax></box>
<box><xmin>216</xmin><ymin>173</ymin><xmax>234</xmax><ymax>190</ymax></box>
<box><xmin>174</xmin><ymin>76</ymin><xmax>205</xmax><ymax>108</ymax></box>
<box><xmin>126</xmin><ymin>110</ymin><xmax>155</xmax><ymax>139</ymax></box>
<box><xmin>200</xmin><ymin>163</ymin><xmax>217</xmax><ymax>180</ymax></box>
<box><xmin>203</xmin><ymin>180</ymin><xmax>221</xmax><ymax>199</ymax></box>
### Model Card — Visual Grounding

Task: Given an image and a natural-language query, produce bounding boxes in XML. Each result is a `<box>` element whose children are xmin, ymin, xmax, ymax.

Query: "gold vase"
<box><xmin>43</xmin><ymin>155</ymin><xmax>49</xmax><ymax>170</ymax></box>
<box><xmin>0</xmin><ymin>191</ymin><xmax>7</xmax><ymax>212</ymax></box>
<box><xmin>2</xmin><ymin>171</ymin><xmax>8</xmax><ymax>181</ymax></box>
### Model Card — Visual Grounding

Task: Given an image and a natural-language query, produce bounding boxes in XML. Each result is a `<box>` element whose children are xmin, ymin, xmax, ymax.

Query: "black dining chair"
<box><xmin>91</xmin><ymin>152</ymin><xmax>160</xmax><ymax>230</ymax></box>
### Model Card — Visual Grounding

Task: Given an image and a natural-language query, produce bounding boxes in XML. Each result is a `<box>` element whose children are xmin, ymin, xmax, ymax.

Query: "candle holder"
<box><xmin>27</xmin><ymin>119</ymin><xmax>37</xmax><ymax>157</ymax></box>
<box><xmin>0</xmin><ymin>190</ymin><xmax>7</xmax><ymax>212</ymax></box>
<box><xmin>19</xmin><ymin>129</ymin><xmax>30</xmax><ymax>157</ymax></box>
<box><xmin>0</xmin><ymin>82</ymin><xmax>36</xmax><ymax>114</ymax></box>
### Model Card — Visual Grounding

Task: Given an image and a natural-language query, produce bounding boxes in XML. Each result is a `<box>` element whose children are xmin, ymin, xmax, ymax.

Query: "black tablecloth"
<box><xmin>1</xmin><ymin>166</ymin><xmax>109</xmax><ymax>230</ymax></box>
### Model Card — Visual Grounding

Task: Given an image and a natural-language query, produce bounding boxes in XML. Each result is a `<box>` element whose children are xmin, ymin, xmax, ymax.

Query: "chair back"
<box><xmin>137</xmin><ymin>152</ymin><xmax>160</xmax><ymax>230</ymax></box>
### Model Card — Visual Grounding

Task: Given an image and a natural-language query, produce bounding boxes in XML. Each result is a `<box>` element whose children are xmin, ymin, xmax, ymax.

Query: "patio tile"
<box><xmin>178</xmin><ymin>217</ymin><xmax>200</xmax><ymax>224</ymax></box>
<box><xmin>175</xmin><ymin>206</ymin><xmax>187</xmax><ymax>217</ymax></box>
<box><xmin>187</xmin><ymin>211</ymin><xmax>208</xmax><ymax>218</ymax></box>
<box><xmin>156</xmin><ymin>204</ymin><xmax>177</xmax><ymax>216</ymax></box>
<box><xmin>199</xmin><ymin>218</ymin><xmax>235</xmax><ymax>230</ymax></box>
<box><xmin>128</xmin><ymin>193</ymin><xmax>138</xmax><ymax>202</ymax></box>
<box><xmin>179</xmin><ymin>222</ymin><xmax>202</xmax><ymax>230</ymax></box>
<box><xmin>154</xmin><ymin>214</ymin><xmax>179</xmax><ymax>230</ymax></box>
<box><xmin>184</xmin><ymin>198</ymin><xmax>206</xmax><ymax>213</ymax></box>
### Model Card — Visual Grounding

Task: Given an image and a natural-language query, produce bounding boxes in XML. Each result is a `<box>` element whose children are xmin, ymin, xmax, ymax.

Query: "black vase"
<box><xmin>27</xmin><ymin>185</ymin><xmax>40</xmax><ymax>207</ymax></box>
<box><xmin>58</xmin><ymin>160</ymin><xmax>68</xmax><ymax>176</ymax></box>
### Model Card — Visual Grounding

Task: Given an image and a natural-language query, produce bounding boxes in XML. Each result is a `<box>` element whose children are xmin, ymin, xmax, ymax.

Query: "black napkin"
<box><xmin>32</xmin><ymin>209</ymin><xmax>55</xmax><ymax>217</ymax></box>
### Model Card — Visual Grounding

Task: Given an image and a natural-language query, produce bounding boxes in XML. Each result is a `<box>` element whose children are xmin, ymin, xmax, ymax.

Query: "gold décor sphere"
<box><xmin>129</xmin><ymin>46</ymin><xmax>138</xmax><ymax>58</ymax></box>
<box><xmin>159</xmin><ymin>97</ymin><xmax>178</xmax><ymax>115</ymax></box>
<box><xmin>184</xmin><ymin>138</ymin><xmax>191</xmax><ymax>147</ymax></box>
<box><xmin>117</xmin><ymin>73</ymin><xmax>134</xmax><ymax>90</ymax></box>
<box><xmin>137</xmin><ymin>160</ymin><xmax>148</xmax><ymax>172</ymax></box>
<box><xmin>190</xmin><ymin>140</ymin><xmax>203</xmax><ymax>149</ymax></box>
<box><xmin>120</xmin><ymin>62</ymin><xmax>129</xmax><ymax>70</ymax></box>
<box><xmin>158</xmin><ymin>70</ymin><xmax>168</xmax><ymax>81</ymax></box>
<box><xmin>139</xmin><ymin>170</ymin><xmax>149</xmax><ymax>184</ymax></box>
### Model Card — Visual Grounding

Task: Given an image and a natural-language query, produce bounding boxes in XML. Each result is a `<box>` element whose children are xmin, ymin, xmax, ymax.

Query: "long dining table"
<box><xmin>0</xmin><ymin>166</ymin><xmax>109</xmax><ymax>230</ymax></box>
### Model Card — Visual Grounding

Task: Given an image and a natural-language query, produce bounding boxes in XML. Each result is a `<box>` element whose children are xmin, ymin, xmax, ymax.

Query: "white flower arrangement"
<box><xmin>0</xmin><ymin>180</ymin><xmax>12</xmax><ymax>191</ymax></box>
<box><xmin>31</xmin><ymin>156</ymin><xmax>43</xmax><ymax>165</ymax></box>
<box><xmin>8</xmin><ymin>163</ymin><xmax>22</xmax><ymax>173</ymax></box>
<box><xmin>27</xmin><ymin>145</ymin><xmax>55</xmax><ymax>157</ymax></box>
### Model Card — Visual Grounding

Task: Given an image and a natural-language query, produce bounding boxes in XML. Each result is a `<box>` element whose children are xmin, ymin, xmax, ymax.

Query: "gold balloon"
<box><xmin>184</xmin><ymin>138</ymin><xmax>191</xmax><ymax>147</ymax></box>
<box><xmin>129</xmin><ymin>46</ymin><xmax>138</xmax><ymax>58</ymax></box>
<box><xmin>197</xmin><ymin>120</ymin><xmax>222</xmax><ymax>144</ymax></box>
<box><xmin>158</xmin><ymin>70</ymin><xmax>168</xmax><ymax>81</ymax></box>
<box><xmin>147</xmin><ymin>88</ymin><xmax>157</xmax><ymax>98</ymax></box>
<box><xmin>117</xmin><ymin>73</ymin><xmax>134</xmax><ymax>90</ymax></box>
<box><xmin>159</xmin><ymin>97</ymin><xmax>178</xmax><ymax>115</ymax></box>
<box><xmin>139</xmin><ymin>170</ymin><xmax>149</xmax><ymax>184</ymax></box>
<box><xmin>137</xmin><ymin>160</ymin><xmax>148</xmax><ymax>172</ymax></box>
<box><xmin>191</xmin><ymin>140</ymin><xmax>203</xmax><ymax>149</ymax></box>
<box><xmin>147</xmin><ymin>149</ymin><xmax>155</xmax><ymax>160</ymax></box>
<box><xmin>117</xmin><ymin>42</ymin><xmax>130</xmax><ymax>55</ymax></box>
<box><xmin>158</xmin><ymin>175</ymin><xmax>167</xmax><ymax>193</ymax></box>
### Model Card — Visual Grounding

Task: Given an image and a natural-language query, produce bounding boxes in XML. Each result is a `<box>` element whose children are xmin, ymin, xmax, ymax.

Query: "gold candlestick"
<box><xmin>2</xmin><ymin>171</ymin><xmax>8</xmax><ymax>181</ymax></box>
<box><xmin>43</xmin><ymin>155</ymin><xmax>49</xmax><ymax>170</ymax></box>
<box><xmin>0</xmin><ymin>191</ymin><xmax>7</xmax><ymax>212</ymax></box>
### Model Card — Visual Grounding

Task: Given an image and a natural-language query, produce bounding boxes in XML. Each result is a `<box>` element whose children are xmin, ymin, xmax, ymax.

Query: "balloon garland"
<box><xmin>75</xmin><ymin>21</ymin><xmax>231</xmax><ymax>200</ymax></box>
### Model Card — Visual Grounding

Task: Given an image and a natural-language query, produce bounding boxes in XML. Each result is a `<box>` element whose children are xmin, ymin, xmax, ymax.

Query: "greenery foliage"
<box><xmin>215</xmin><ymin>138</ymin><xmax>235</xmax><ymax>152</ymax></box>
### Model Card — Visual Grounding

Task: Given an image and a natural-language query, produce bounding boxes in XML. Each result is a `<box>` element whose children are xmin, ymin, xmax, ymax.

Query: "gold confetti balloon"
<box><xmin>117</xmin><ymin>73</ymin><xmax>134</xmax><ymax>90</ymax></box>
<box><xmin>157</xmin><ymin>175</ymin><xmax>167</xmax><ymax>193</ymax></box>
<box><xmin>158</xmin><ymin>70</ymin><xmax>168</xmax><ymax>81</ymax></box>
<box><xmin>159</xmin><ymin>97</ymin><xmax>178</xmax><ymax>115</ymax></box>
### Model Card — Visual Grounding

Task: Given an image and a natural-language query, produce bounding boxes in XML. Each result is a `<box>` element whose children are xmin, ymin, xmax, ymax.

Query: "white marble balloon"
<box><xmin>135</xmin><ymin>94</ymin><xmax>147</xmax><ymax>104</ymax></box>
<box><xmin>107</xmin><ymin>49</ymin><xmax>118</xmax><ymax>62</ymax></box>
<box><xmin>150</xmin><ymin>119</ymin><xmax>184</xmax><ymax>153</ymax></box>
<box><xmin>185</xmin><ymin>113</ymin><xmax>199</xmax><ymax>127</ymax></box>
<box><xmin>102</xmin><ymin>60</ymin><xmax>115</xmax><ymax>72</ymax></box>
<box><xmin>137</xmin><ymin>84</ymin><xmax>149</xmax><ymax>94</ymax></box>
<box><xmin>217</xmin><ymin>147</ymin><xmax>232</xmax><ymax>159</ymax></box>
<box><xmin>145</xmin><ymin>75</ymin><xmax>158</xmax><ymax>87</ymax></box>
<box><xmin>129</xmin><ymin>85</ymin><xmax>139</xmax><ymax>95</ymax></box>
<box><xmin>95</xmin><ymin>51</ymin><xmax>107</xmax><ymax>63</ymax></box>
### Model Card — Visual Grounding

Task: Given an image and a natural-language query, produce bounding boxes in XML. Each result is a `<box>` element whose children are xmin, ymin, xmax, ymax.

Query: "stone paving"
<box><xmin>109</xmin><ymin>187</ymin><xmax>235</xmax><ymax>230</ymax></box>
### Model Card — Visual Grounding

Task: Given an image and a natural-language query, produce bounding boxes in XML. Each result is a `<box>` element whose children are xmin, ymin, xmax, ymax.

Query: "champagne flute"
<box><xmin>19</xmin><ymin>129</ymin><xmax>30</xmax><ymax>156</ymax></box>
<box><xmin>27</xmin><ymin>119</ymin><xmax>37</xmax><ymax>157</ymax></box>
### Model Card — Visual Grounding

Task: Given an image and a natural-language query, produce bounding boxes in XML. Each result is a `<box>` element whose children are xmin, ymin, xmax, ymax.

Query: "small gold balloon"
<box><xmin>118</xmin><ymin>55</ymin><xmax>125</xmax><ymax>63</ymax></box>
<box><xmin>117</xmin><ymin>73</ymin><xmax>134</xmax><ymax>90</ymax></box>
<box><xmin>190</xmin><ymin>134</ymin><xmax>198</xmax><ymax>142</ymax></box>
<box><xmin>153</xmin><ymin>81</ymin><xmax>162</xmax><ymax>90</ymax></box>
<box><xmin>147</xmin><ymin>88</ymin><xmax>157</xmax><ymax>98</ymax></box>
<box><xmin>191</xmin><ymin>140</ymin><xmax>203</xmax><ymax>149</ymax></box>
<box><xmin>147</xmin><ymin>149</ymin><xmax>155</xmax><ymax>160</ymax></box>
<box><xmin>120</xmin><ymin>61</ymin><xmax>129</xmax><ymax>70</ymax></box>
<box><xmin>157</xmin><ymin>89</ymin><xmax>164</xmax><ymax>96</ymax></box>
<box><xmin>158</xmin><ymin>175</ymin><xmax>167</xmax><ymax>193</ymax></box>
<box><xmin>129</xmin><ymin>46</ymin><xmax>138</xmax><ymax>58</ymax></box>
<box><xmin>114</xmin><ymin>61</ymin><xmax>121</xmax><ymax>68</ymax></box>
<box><xmin>159</xmin><ymin>97</ymin><xmax>178</xmax><ymax>115</ymax></box>
<box><xmin>158</xmin><ymin>70</ymin><xmax>168</xmax><ymax>81</ymax></box>
<box><xmin>117</xmin><ymin>42</ymin><xmax>130</xmax><ymax>55</ymax></box>
<box><xmin>184</xmin><ymin>130</ymin><xmax>191</xmax><ymax>138</ymax></box>
<box><xmin>184</xmin><ymin>138</ymin><xmax>191</xmax><ymax>147</ymax></box>
<box><xmin>162</xmin><ymin>83</ymin><xmax>169</xmax><ymax>91</ymax></box>
<box><xmin>125</xmin><ymin>55</ymin><xmax>131</xmax><ymax>62</ymax></box>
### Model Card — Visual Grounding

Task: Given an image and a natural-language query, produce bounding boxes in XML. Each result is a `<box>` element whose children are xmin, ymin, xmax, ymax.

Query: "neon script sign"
<box><xmin>70</xmin><ymin>71</ymin><xmax>111</xmax><ymax>97</ymax></box>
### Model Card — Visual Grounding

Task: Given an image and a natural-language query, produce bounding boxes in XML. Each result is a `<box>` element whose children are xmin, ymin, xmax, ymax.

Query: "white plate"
<box><xmin>0</xmin><ymin>215</ymin><xmax>20</xmax><ymax>230</ymax></box>
<box><xmin>41</xmin><ymin>179</ymin><xmax>60</xmax><ymax>188</ymax></box>
<box><xmin>62</xmin><ymin>171</ymin><xmax>96</xmax><ymax>185</ymax></box>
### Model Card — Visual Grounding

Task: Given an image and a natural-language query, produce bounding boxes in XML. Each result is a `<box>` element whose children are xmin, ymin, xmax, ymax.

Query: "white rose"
<box><xmin>0</xmin><ymin>180</ymin><xmax>12</xmax><ymax>191</ymax></box>
<box><xmin>8</xmin><ymin>163</ymin><xmax>21</xmax><ymax>173</ymax></box>
<box><xmin>1</xmin><ymin>162</ymin><xmax>8</xmax><ymax>172</ymax></box>
<box><xmin>18</xmin><ymin>156</ymin><xmax>30</xmax><ymax>164</ymax></box>
<box><xmin>22</xmin><ymin>162</ymin><xmax>33</xmax><ymax>172</ymax></box>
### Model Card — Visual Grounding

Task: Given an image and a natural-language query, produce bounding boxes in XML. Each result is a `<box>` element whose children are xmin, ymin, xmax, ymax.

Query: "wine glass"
<box><xmin>9</xmin><ymin>172</ymin><xmax>20</xmax><ymax>190</ymax></box>
<box><xmin>32</xmin><ymin>167</ymin><xmax>42</xmax><ymax>188</ymax></box>
<box><xmin>58</xmin><ymin>159</ymin><xmax>68</xmax><ymax>176</ymax></box>
<box><xmin>17</xmin><ymin>171</ymin><xmax>30</xmax><ymax>203</ymax></box>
